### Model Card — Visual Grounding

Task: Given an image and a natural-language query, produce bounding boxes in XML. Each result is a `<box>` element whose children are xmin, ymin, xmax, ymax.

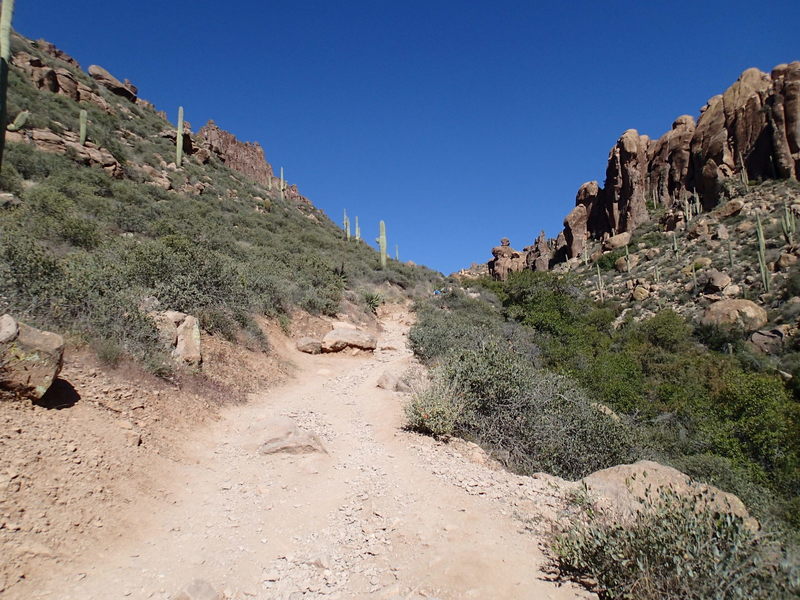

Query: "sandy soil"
<box><xmin>3</xmin><ymin>306</ymin><xmax>593</xmax><ymax>600</ymax></box>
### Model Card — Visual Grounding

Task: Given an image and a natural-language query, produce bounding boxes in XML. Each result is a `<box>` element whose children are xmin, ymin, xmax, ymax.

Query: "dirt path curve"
<box><xmin>21</xmin><ymin>306</ymin><xmax>593</xmax><ymax>600</ymax></box>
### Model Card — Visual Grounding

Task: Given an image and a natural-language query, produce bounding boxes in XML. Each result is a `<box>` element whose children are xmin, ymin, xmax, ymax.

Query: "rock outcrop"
<box><xmin>88</xmin><ymin>64</ymin><xmax>138</xmax><ymax>102</ymax></box>
<box><xmin>557</xmin><ymin>61</ymin><xmax>800</xmax><ymax>263</ymax></box>
<box><xmin>0</xmin><ymin>314</ymin><xmax>65</xmax><ymax>400</ymax></box>
<box><xmin>6</xmin><ymin>128</ymin><xmax>122</xmax><ymax>177</ymax></box>
<box><xmin>525</xmin><ymin>231</ymin><xmax>551</xmax><ymax>271</ymax></box>
<box><xmin>196</xmin><ymin>120</ymin><xmax>274</xmax><ymax>186</ymax></box>
<box><xmin>488</xmin><ymin>238</ymin><xmax>526</xmax><ymax>281</ymax></box>
<box><xmin>12</xmin><ymin>51</ymin><xmax>111</xmax><ymax>112</ymax></box>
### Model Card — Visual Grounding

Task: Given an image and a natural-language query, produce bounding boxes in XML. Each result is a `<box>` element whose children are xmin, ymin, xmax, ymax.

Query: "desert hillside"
<box><xmin>0</xmin><ymin>15</ymin><xmax>798</xmax><ymax>600</ymax></box>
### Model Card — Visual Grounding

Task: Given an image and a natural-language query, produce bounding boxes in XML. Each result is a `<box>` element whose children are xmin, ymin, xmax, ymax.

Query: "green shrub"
<box><xmin>554</xmin><ymin>486</ymin><xmax>799</xmax><ymax>600</ymax></box>
<box><xmin>404</xmin><ymin>371</ymin><xmax>463</xmax><ymax>436</ymax></box>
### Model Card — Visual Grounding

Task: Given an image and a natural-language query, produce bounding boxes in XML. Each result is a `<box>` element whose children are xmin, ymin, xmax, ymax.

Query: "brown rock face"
<box><xmin>526</xmin><ymin>230</ymin><xmax>551</xmax><ymax>271</ymax></box>
<box><xmin>88</xmin><ymin>64</ymin><xmax>138</xmax><ymax>102</ymax></box>
<box><xmin>196</xmin><ymin>120</ymin><xmax>274</xmax><ymax>186</ymax></box>
<box><xmin>549</xmin><ymin>61</ymin><xmax>800</xmax><ymax>269</ymax></box>
<box><xmin>35</xmin><ymin>39</ymin><xmax>80</xmax><ymax>67</ymax></box>
<box><xmin>9</xmin><ymin>128</ymin><xmax>122</xmax><ymax>177</ymax></box>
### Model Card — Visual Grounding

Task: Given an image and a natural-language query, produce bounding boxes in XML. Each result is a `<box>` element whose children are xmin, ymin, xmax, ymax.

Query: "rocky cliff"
<box><xmin>562</xmin><ymin>61</ymin><xmax>800</xmax><ymax>260</ymax></box>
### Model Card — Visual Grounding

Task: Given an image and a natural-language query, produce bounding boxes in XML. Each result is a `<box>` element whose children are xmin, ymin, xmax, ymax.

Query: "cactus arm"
<box><xmin>6</xmin><ymin>109</ymin><xmax>27</xmax><ymax>131</ymax></box>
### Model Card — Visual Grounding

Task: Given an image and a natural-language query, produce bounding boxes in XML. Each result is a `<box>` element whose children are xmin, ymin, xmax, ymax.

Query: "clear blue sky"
<box><xmin>17</xmin><ymin>1</ymin><xmax>800</xmax><ymax>274</ymax></box>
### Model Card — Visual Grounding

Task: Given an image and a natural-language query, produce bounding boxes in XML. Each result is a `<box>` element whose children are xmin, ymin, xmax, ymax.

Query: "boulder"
<box><xmin>631</xmin><ymin>285</ymin><xmax>650</xmax><ymax>301</ymax></box>
<box><xmin>376</xmin><ymin>371</ymin><xmax>412</xmax><ymax>393</ymax></box>
<box><xmin>0</xmin><ymin>314</ymin><xmax>65</xmax><ymax>399</ymax></box>
<box><xmin>750</xmin><ymin>328</ymin><xmax>786</xmax><ymax>354</ymax></box>
<box><xmin>172</xmin><ymin>579</ymin><xmax>222</xmax><ymax>600</ymax></box>
<box><xmin>602</xmin><ymin>231</ymin><xmax>632</xmax><ymax>250</ymax></box>
<box><xmin>615</xmin><ymin>253</ymin><xmax>639</xmax><ymax>272</ymax></box>
<box><xmin>579</xmin><ymin>460</ymin><xmax>756</xmax><ymax>529</ymax></box>
<box><xmin>150</xmin><ymin>311</ymin><xmax>202</xmax><ymax>366</ymax></box>
<box><xmin>776</xmin><ymin>253</ymin><xmax>798</xmax><ymax>270</ymax></box>
<box><xmin>88</xmin><ymin>64</ymin><xmax>138</xmax><ymax>101</ymax></box>
<box><xmin>701</xmin><ymin>299</ymin><xmax>768</xmax><ymax>332</ymax></box>
<box><xmin>296</xmin><ymin>337</ymin><xmax>322</xmax><ymax>355</ymax></box>
<box><xmin>258</xmin><ymin>417</ymin><xmax>326</xmax><ymax>455</ymax></box>
<box><xmin>701</xmin><ymin>269</ymin><xmax>732</xmax><ymax>293</ymax></box>
<box><xmin>12</xmin><ymin>128</ymin><xmax>122</xmax><ymax>177</ymax></box>
<box><xmin>525</xmin><ymin>230</ymin><xmax>551</xmax><ymax>271</ymax></box>
<box><xmin>488</xmin><ymin>237</ymin><xmax>526</xmax><ymax>281</ymax></box>
<box><xmin>321</xmin><ymin>328</ymin><xmax>377</xmax><ymax>353</ymax></box>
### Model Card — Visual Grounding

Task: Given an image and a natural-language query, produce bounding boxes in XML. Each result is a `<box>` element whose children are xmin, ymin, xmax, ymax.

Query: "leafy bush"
<box><xmin>554</xmin><ymin>486</ymin><xmax>799</xmax><ymax>599</ymax></box>
<box><xmin>405</xmin><ymin>371</ymin><xmax>463</xmax><ymax>436</ymax></box>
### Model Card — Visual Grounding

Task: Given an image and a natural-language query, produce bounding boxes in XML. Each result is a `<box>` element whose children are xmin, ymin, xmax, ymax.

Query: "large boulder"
<box><xmin>321</xmin><ymin>328</ymin><xmax>377</xmax><ymax>353</ymax></box>
<box><xmin>296</xmin><ymin>337</ymin><xmax>322</xmax><ymax>354</ymax></box>
<box><xmin>488</xmin><ymin>237</ymin><xmax>526</xmax><ymax>281</ymax></box>
<box><xmin>0</xmin><ymin>314</ymin><xmax>65</xmax><ymax>399</ymax></box>
<box><xmin>701</xmin><ymin>299</ymin><xmax>768</xmax><ymax>332</ymax></box>
<box><xmin>579</xmin><ymin>460</ymin><xmax>756</xmax><ymax>529</ymax></box>
<box><xmin>602</xmin><ymin>231</ymin><xmax>632</xmax><ymax>250</ymax></box>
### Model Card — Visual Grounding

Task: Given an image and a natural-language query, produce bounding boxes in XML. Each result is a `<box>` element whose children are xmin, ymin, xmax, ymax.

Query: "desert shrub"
<box><xmin>361</xmin><ymin>290</ymin><xmax>384</xmax><ymax>315</ymax></box>
<box><xmin>405</xmin><ymin>371</ymin><xmax>463</xmax><ymax>436</ymax></box>
<box><xmin>408</xmin><ymin>338</ymin><xmax>640</xmax><ymax>479</ymax></box>
<box><xmin>0</xmin><ymin>163</ymin><xmax>23</xmax><ymax>195</ymax></box>
<box><xmin>554</xmin><ymin>486</ymin><xmax>799</xmax><ymax>600</ymax></box>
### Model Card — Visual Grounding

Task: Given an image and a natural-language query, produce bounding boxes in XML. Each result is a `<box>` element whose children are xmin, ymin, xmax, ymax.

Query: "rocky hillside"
<box><xmin>0</xmin><ymin>32</ymin><xmax>441</xmax><ymax>376</ymax></box>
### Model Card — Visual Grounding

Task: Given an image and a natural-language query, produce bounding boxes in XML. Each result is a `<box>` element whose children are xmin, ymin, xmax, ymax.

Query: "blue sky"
<box><xmin>17</xmin><ymin>1</ymin><xmax>800</xmax><ymax>274</ymax></box>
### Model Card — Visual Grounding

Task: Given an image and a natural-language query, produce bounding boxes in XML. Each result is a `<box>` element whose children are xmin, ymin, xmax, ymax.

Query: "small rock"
<box><xmin>631</xmin><ymin>286</ymin><xmax>650</xmax><ymax>301</ymax></box>
<box><xmin>776</xmin><ymin>253</ymin><xmax>798</xmax><ymax>271</ymax></box>
<box><xmin>258</xmin><ymin>417</ymin><xmax>326</xmax><ymax>455</ymax></box>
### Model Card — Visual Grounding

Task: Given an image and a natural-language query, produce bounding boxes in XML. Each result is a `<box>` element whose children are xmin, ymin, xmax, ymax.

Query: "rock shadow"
<box><xmin>35</xmin><ymin>378</ymin><xmax>80</xmax><ymax>409</ymax></box>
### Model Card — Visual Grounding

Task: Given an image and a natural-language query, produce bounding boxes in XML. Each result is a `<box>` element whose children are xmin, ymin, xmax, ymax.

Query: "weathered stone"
<box><xmin>258</xmin><ymin>417</ymin><xmax>326</xmax><ymax>455</ymax></box>
<box><xmin>701</xmin><ymin>299</ymin><xmax>768</xmax><ymax>332</ymax></box>
<box><xmin>750</xmin><ymin>329</ymin><xmax>786</xmax><ymax>354</ymax></box>
<box><xmin>321</xmin><ymin>329</ymin><xmax>377</xmax><ymax>353</ymax></box>
<box><xmin>0</xmin><ymin>315</ymin><xmax>65</xmax><ymax>399</ymax></box>
<box><xmin>615</xmin><ymin>253</ymin><xmax>639</xmax><ymax>272</ymax></box>
<box><xmin>14</xmin><ymin>128</ymin><xmax>122</xmax><ymax>177</ymax></box>
<box><xmin>715</xmin><ymin>223</ymin><xmax>730</xmax><ymax>240</ymax></box>
<box><xmin>376</xmin><ymin>371</ymin><xmax>412</xmax><ymax>393</ymax></box>
<box><xmin>631</xmin><ymin>286</ymin><xmax>650</xmax><ymax>301</ymax></box>
<box><xmin>296</xmin><ymin>337</ymin><xmax>322</xmax><ymax>355</ymax></box>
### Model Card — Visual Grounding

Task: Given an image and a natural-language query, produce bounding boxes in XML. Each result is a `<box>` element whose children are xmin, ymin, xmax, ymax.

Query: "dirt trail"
<box><xmin>16</xmin><ymin>307</ymin><xmax>593</xmax><ymax>600</ymax></box>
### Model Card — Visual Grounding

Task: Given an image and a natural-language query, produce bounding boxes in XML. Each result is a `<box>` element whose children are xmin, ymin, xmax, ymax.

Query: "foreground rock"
<box><xmin>150</xmin><ymin>311</ymin><xmax>202</xmax><ymax>366</ymax></box>
<box><xmin>258</xmin><ymin>417</ymin><xmax>326</xmax><ymax>455</ymax></box>
<box><xmin>0</xmin><ymin>314</ymin><xmax>65</xmax><ymax>399</ymax></box>
<box><xmin>321</xmin><ymin>328</ymin><xmax>377</xmax><ymax>353</ymax></box>
<box><xmin>376</xmin><ymin>371</ymin><xmax>411</xmax><ymax>393</ymax></box>
<box><xmin>296</xmin><ymin>336</ymin><xmax>322</xmax><ymax>354</ymax></box>
<box><xmin>578</xmin><ymin>460</ymin><xmax>757</xmax><ymax>529</ymax></box>
<box><xmin>701</xmin><ymin>299</ymin><xmax>768</xmax><ymax>332</ymax></box>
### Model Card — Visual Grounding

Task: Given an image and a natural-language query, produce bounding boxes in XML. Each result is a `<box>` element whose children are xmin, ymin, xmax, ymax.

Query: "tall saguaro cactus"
<box><xmin>378</xmin><ymin>220</ymin><xmax>387</xmax><ymax>268</ymax></box>
<box><xmin>0</xmin><ymin>0</ymin><xmax>15</xmax><ymax>174</ymax></box>
<box><xmin>280</xmin><ymin>167</ymin><xmax>284</xmax><ymax>202</ymax></box>
<box><xmin>79</xmin><ymin>109</ymin><xmax>88</xmax><ymax>145</ymax></box>
<box><xmin>355</xmin><ymin>216</ymin><xmax>361</xmax><ymax>241</ymax></box>
<box><xmin>343</xmin><ymin>209</ymin><xmax>351</xmax><ymax>241</ymax></box>
<box><xmin>176</xmin><ymin>106</ymin><xmax>184</xmax><ymax>167</ymax></box>
<box><xmin>395</xmin><ymin>244</ymin><xmax>399</xmax><ymax>261</ymax></box>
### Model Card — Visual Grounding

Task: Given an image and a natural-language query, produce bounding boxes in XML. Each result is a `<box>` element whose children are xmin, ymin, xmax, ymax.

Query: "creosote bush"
<box><xmin>554</xmin><ymin>486</ymin><xmax>799</xmax><ymax>600</ymax></box>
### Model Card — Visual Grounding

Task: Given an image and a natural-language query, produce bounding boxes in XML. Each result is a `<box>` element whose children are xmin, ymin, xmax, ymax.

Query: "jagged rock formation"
<box><xmin>196</xmin><ymin>120</ymin><xmax>274</xmax><ymax>186</ymax></box>
<box><xmin>525</xmin><ymin>230</ymin><xmax>551</xmax><ymax>272</ymax></box>
<box><xmin>560</xmin><ymin>61</ymin><xmax>800</xmax><ymax>260</ymax></box>
<box><xmin>488</xmin><ymin>238</ymin><xmax>526</xmax><ymax>280</ymax></box>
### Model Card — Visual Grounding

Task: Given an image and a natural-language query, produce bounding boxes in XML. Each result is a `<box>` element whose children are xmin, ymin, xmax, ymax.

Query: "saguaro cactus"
<box><xmin>355</xmin><ymin>216</ymin><xmax>361</xmax><ymax>241</ymax></box>
<box><xmin>781</xmin><ymin>204</ymin><xmax>795</xmax><ymax>245</ymax></box>
<box><xmin>176</xmin><ymin>106</ymin><xmax>184</xmax><ymax>167</ymax></box>
<box><xmin>79</xmin><ymin>109</ymin><xmax>87</xmax><ymax>145</ymax></box>
<box><xmin>0</xmin><ymin>0</ymin><xmax>15</xmax><ymax>173</ymax></box>
<box><xmin>756</xmin><ymin>213</ymin><xmax>770</xmax><ymax>292</ymax></box>
<box><xmin>378</xmin><ymin>221</ymin><xmax>387</xmax><ymax>268</ymax></box>
<box><xmin>5</xmin><ymin>109</ymin><xmax>27</xmax><ymax>131</ymax></box>
<box><xmin>343</xmin><ymin>209</ymin><xmax>351</xmax><ymax>241</ymax></box>
<box><xmin>395</xmin><ymin>244</ymin><xmax>399</xmax><ymax>261</ymax></box>
<box><xmin>280</xmin><ymin>167</ymin><xmax>284</xmax><ymax>202</ymax></box>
